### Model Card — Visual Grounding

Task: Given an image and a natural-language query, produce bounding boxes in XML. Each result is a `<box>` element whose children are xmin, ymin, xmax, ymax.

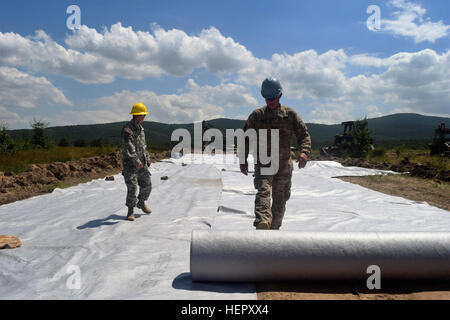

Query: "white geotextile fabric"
<box><xmin>176</xmin><ymin>154</ymin><xmax>450</xmax><ymax>232</ymax></box>
<box><xmin>0</xmin><ymin>154</ymin><xmax>449</xmax><ymax>299</ymax></box>
<box><xmin>0</xmin><ymin>160</ymin><xmax>253</xmax><ymax>299</ymax></box>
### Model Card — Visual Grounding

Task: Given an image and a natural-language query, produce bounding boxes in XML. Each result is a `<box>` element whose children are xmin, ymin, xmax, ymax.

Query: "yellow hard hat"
<box><xmin>129</xmin><ymin>103</ymin><xmax>149</xmax><ymax>115</ymax></box>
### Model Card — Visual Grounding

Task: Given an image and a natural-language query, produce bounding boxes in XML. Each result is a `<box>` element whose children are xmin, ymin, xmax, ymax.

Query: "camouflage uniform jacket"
<box><xmin>121</xmin><ymin>120</ymin><xmax>151</xmax><ymax>170</ymax></box>
<box><xmin>244</xmin><ymin>105</ymin><xmax>311</xmax><ymax>163</ymax></box>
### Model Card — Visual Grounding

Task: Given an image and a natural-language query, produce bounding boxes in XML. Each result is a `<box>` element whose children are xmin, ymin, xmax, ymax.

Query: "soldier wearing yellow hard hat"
<box><xmin>121</xmin><ymin>103</ymin><xmax>152</xmax><ymax>221</ymax></box>
<box><xmin>129</xmin><ymin>102</ymin><xmax>149</xmax><ymax>115</ymax></box>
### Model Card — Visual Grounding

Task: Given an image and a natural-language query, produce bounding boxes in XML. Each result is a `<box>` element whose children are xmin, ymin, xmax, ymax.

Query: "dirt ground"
<box><xmin>0</xmin><ymin>150</ymin><xmax>171</xmax><ymax>206</ymax></box>
<box><xmin>257</xmin><ymin>174</ymin><xmax>450</xmax><ymax>300</ymax></box>
<box><xmin>257</xmin><ymin>280</ymin><xmax>450</xmax><ymax>300</ymax></box>
<box><xmin>338</xmin><ymin>175</ymin><xmax>450</xmax><ymax>211</ymax></box>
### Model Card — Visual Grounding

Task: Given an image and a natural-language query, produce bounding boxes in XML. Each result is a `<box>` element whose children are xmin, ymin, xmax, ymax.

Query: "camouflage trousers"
<box><xmin>122</xmin><ymin>166</ymin><xmax>152</xmax><ymax>208</ymax></box>
<box><xmin>253</xmin><ymin>160</ymin><xmax>293</xmax><ymax>230</ymax></box>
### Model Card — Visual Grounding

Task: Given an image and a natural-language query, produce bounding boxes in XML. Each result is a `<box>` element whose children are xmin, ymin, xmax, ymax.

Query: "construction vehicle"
<box><xmin>429</xmin><ymin>123</ymin><xmax>450</xmax><ymax>156</ymax></box>
<box><xmin>320</xmin><ymin>121</ymin><xmax>355</xmax><ymax>157</ymax></box>
<box><xmin>320</xmin><ymin>121</ymin><xmax>374</xmax><ymax>157</ymax></box>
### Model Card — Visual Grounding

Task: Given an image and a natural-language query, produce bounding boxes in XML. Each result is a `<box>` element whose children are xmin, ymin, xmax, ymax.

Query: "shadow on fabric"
<box><xmin>76</xmin><ymin>213</ymin><xmax>142</xmax><ymax>229</ymax></box>
<box><xmin>172</xmin><ymin>272</ymin><xmax>255</xmax><ymax>294</ymax></box>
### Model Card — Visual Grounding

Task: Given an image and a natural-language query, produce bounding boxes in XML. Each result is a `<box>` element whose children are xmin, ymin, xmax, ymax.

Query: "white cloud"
<box><xmin>0</xmin><ymin>106</ymin><xmax>31</xmax><ymax>130</ymax></box>
<box><xmin>238</xmin><ymin>47</ymin><xmax>449</xmax><ymax>122</ymax></box>
<box><xmin>0</xmin><ymin>23</ymin><xmax>255</xmax><ymax>84</ymax></box>
<box><xmin>348</xmin><ymin>54</ymin><xmax>393</xmax><ymax>67</ymax></box>
<box><xmin>334</xmin><ymin>49</ymin><xmax>449</xmax><ymax>120</ymax></box>
<box><xmin>90</xmin><ymin>90</ymin><xmax>223</xmax><ymax>124</ymax></box>
<box><xmin>238</xmin><ymin>49</ymin><xmax>349</xmax><ymax>100</ymax></box>
<box><xmin>87</xmin><ymin>79</ymin><xmax>256</xmax><ymax>124</ymax></box>
<box><xmin>234</xmin><ymin>114</ymin><xmax>248</xmax><ymax>120</ymax></box>
<box><xmin>365</xmin><ymin>105</ymin><xmax>383</xmax><ymax>119</ymax></box>
<box><xmin>0</xmin><ymin>30</ymin><xmax>114</xmax><ymax>84</ymax></box>
<box><xmin>381</xmin><ymin>0</ymin><xmax>450</xmax><ymax>43</ymax></box>
<box><xmin>0</xmin><ymin>106</ymin><xmax>21</xmax><ymax>122</ymax></box>
<box><xmin>185</xmin><ymin>79</ymin><xmax>258</xmax><ymax>108</ymax></box>
<box><xmin>0</xmin><ymin>22</ymin><xmax>448</xmax><ymax>127</ymax></box>
<box><xmin>0</xmin><ymin>66</ymin><xmax>72</xmax><ymax>109</ymax></box>
<box><xmin>366</xmin><ymin>49</ymin><xmax>450</xmax><ymax>115</ymax></box>
<box><xmin>309</xmin><ymin>102</ymin><xmax>355</xmax><ymax>125</ymax></box>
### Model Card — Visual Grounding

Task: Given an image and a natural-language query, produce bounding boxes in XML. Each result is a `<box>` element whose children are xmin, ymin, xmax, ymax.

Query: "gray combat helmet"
<box><xmin>261</xmin><ymin>77</ymin><xmax>282</xmax><ymax>99</ymax></box>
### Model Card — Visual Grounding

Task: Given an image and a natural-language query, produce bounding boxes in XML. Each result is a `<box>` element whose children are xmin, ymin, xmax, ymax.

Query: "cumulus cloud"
<box><xmin>91</xmin><ymin>90</ymin><xmax>223</xmax><ymax>124</ymax></box>
<box><xmin>365</xmin><ymin>105</ymin><xmax>383</xmax><ymax>119</ymax></box>
<box><xmin>185</xmin><ymin>79</ymin><xmax>257</xmax><ymax>108</ymax></box>
<box><xmin>347</xmin><ymin>49</ymin><xmax>450</xmax><ymax>116</ymax></box>
<box><xmin>238</xmin><ymin>47</ymin><xmax>449</xmax><ymax>121</ymax></box>
<box><xmin>0</xmin><ymin>106</ymin><xmax>21</xmax><ymax>122</ymax></box>
<box><xmin>0</xmin><ymin>66</ymin><xmax>72</xmax><ymax>109</ymax></box>
<box><xmin>381</xmin><ymin>0</ymin><xmax>450</xmax><ymax>43</ymax></box>
<box><xmin>0</xmin><ymin>30</ymin><xmax>114</xmax><ymax>84</ymax></box>
<box><xmin>308</xmin><ymin>101</ymin><xmax>356</xmax><ymax>124</ymax></box>
<box><xmin>0</xmin><ymin>23</ymin><xmax>255</xmax><ymax>84</ymax></box>
<box><xmin>348</xmin><ymin>54</ymin><xmax>394</xmax><ymax>67</ymax></box>
<box><xmin>0</xmin><ymin>21</ymin><xmax>448</xmax><ymax>126</ymax></box>
<box><xmin>86</xmin><ymin>79</ymin><xmax>256</xmax><ymax>124</ymax></box>
<box><xmin>238</xmin><ymin>49</ymin><xmax>349</xmax><ymax>100</ymax></box>
<box><xmin>81</xmin><ymin>45</ymin><xmax>448</xmax><ymax>123</ymax></box>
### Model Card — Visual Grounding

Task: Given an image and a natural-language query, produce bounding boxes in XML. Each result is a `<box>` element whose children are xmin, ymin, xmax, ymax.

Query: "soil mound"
<box><xmin>0</xmin><ymin>150</ymin><xmax>171</xmax><ymax>205</ymax></box>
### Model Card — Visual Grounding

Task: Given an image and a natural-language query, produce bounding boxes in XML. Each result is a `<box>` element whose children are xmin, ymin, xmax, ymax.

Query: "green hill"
<box><xmin>7</xmin><ymin>113</ymin><xmax>449</xmax><ymax>150</ymax></box>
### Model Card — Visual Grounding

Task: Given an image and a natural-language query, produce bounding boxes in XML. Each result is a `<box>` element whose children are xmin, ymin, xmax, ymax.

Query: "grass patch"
<box><xmin>0</xmin><ymin>146</ymin><xmax>117</xmax><ymax>174</ymax></box>
<box><xmin>367</xmin><ymin>149</ymin><xmax>449</xmax><ymax>171</ymax></box>
<box><xmin>40</xmin><ymin>181</ymin><xmax>73</xmax><ymax>193</ymax></box>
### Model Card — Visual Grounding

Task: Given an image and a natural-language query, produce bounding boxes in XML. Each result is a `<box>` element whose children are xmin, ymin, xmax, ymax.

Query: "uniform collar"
<box><xmin>130</xmin><ymin>119</ymin><xmax>143</xmax><ymax>131</ymax></box>
<box><xmin>264</xmin><ymin>105</ymin><xmax>287</xmax><ymax>118</ymax></box>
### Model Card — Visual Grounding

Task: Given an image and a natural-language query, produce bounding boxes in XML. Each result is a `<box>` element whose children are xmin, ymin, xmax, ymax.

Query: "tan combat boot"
<box><xmin>255</xmin><ymin>221</ymin><xmax>270</xmax><ymax>230</ymax></box>
<box><xmin>137</xmin><ymin>201</ymin><xmax>152</xmax><ymax>214</ymax></box>
<box><xmin>127</xmin><ymin>207</ymin><xmax>135</xmax><ymax>221</ymax></box>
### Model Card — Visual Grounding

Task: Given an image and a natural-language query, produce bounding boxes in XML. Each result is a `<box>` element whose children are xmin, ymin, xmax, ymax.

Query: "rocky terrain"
<box><xmin>0</xmin><ymin>150</ymin><xmax>171</xmax><ymax>205</ymax></box>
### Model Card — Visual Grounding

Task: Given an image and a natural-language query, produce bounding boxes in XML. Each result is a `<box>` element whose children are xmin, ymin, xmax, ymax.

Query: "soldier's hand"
<box><xmin>240</xmin><ymin>163</ymin><xmax>248</xmax><ymax>175</ymax></box>
<box><xmin>136</xmin><ymin>162</ymin><xmax>143</xmax><ymax>169</ymax></box>
<box><xmin>297</xmin><ymin>153</ymin><xmax>308</xmax><ymax>169</ymax></box>
<box><xmin>147</xmin><ymin>160</ymin><xmax>151</xmax><ymax>167</ymax></box>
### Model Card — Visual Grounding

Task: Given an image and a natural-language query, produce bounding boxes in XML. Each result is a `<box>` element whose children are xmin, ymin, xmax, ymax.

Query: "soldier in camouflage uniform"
<box><xmin>240</xmin><ymin>78</ymin><xmax>311</xmax><ymax>230</ymax></box>
<box><xmin>122</xmin><ymin>103</ymin><xmax>153</xmax><ymax>221</ymax></box>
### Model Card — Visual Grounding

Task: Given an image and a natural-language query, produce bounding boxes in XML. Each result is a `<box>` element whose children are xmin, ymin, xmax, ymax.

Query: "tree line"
<box><xmin>0</xmin><ymin>119</ymin><xmax>118</xmax><ymax>155</ymax></box>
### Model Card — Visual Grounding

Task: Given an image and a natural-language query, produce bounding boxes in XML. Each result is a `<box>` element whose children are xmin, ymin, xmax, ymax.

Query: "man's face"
<box><xmin>134</xmin><ymin>115</ymin><xmax>146</xmax><ymax>124</ymax></box>
<box><xmin>266</xmin><ymin>95</ymin><xmax>281</xmax><ymax>110</ymax></box>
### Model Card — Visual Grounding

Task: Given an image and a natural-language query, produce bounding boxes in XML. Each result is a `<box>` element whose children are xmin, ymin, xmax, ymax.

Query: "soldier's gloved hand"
<box><xmin>297</xmin><ymin>153</ymin><xmax>308</xmax><ymax>169</ymax></box>
<box><xmin>240</xmin><ymin>163</ymin><xmax>248</xmax><ymax>176</ymax></box>
<box><xmin>136</xmin><ymin>162</ymin><xmax>143</xmax><ymax>169</ymax></box>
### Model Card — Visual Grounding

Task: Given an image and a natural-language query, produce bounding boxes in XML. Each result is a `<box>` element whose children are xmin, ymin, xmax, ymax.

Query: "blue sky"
<box><xmin>0</xmin><ymin>0</ymin><xmax>449</xmax><ymax>129</ymax></box>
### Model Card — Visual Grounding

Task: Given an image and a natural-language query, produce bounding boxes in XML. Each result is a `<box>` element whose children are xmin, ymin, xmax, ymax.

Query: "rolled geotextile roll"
<box><xmin>190</xmin><ymin>230</ymin><xmax>450</xmax><ymax>282</ymax></box>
